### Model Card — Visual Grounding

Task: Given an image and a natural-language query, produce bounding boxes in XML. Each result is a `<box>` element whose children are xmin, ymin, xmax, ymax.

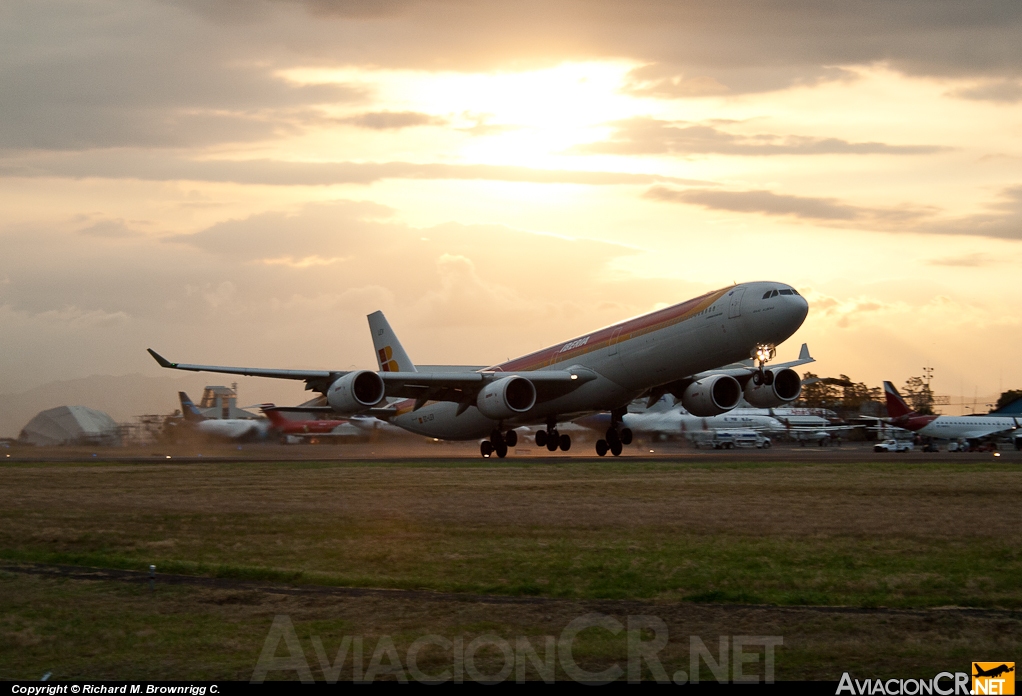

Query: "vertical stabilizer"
<box><xmin>178</xmin><ymin>392</ymin><xmax>206</xmax><ymax>423</ymax></box>
<box><xmin>367</xmin><ymin>311</ymin><xmax>417</xmax><ymax>373</ymax></box>
<box><xmin>883</xmin><ymin>381</ymin><xmax>916</xmax><ymax>419</ymax></box>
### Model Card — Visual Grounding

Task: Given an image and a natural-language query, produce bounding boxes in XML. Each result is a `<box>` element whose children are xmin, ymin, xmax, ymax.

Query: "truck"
<box><xmin>873</xmin><ymin>439</ymin><xmax>913</xmax><ymax>453</ymax></box>
<box><xmin>692</xmin><ymin>430</ymin><xmax>772</xmax><ymax>449</ymax></box>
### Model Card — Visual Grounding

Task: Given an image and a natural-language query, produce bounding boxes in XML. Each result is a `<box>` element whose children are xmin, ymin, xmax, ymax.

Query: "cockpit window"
<box><xmin>762</xmin><ymin>291</ymin><xmax>771</xmax><ymax>299</ymax></box>
<box><xmin>770</xmin><ymin>290</ymin><xmax>778</xmax><ymax>297</ymax></box>
<box><xmin>778</xmin><ymin>289</ymin><xmax>793</xmax><ymax>295</ymax></box>
<box><xmin>791</xmin><ymin>289</ymin><xmax>800</xmax><ymax>296</ymax></box>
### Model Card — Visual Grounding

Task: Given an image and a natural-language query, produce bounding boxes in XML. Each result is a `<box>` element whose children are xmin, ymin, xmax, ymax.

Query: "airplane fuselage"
<box><xmin>912</xmin><ymin>415</ymin><xmax>1021</xmax><ymax>440</ymax></box>
<box><xmin>391</xmin><ymin>281</ymin><xmax>808</xmax><ymax>440</ymax></box>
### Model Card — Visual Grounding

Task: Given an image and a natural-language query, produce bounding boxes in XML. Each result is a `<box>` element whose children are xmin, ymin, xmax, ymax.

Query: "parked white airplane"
<box><xmin>149</xmin><ymin>281</ymin><xmax>810</xmax><ymax>457</ymax></box>
<box><xmin>576</xmin><ymin>400</ymin><xmax>786</xmax><ymax>440</ymax></box>
<box><xmin>884</xmin><ymin>382</ymin><xmax>1021</xmax><ymax>447</ymax></box>
<box><xmin>177</xmin><ymin>392</ymin><xmax>270</xmax><ymax>441</ymax></box>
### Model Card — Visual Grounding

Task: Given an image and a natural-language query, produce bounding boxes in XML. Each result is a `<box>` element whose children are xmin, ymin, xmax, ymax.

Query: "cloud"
<box><xmin>0</xmin><ymin>150</ymin><xmax>705</xmax><ymax>187</ymax></box>
<box><xmin>947</xmin><ymin>80</ymin><xmax>1022</xmax><ymax>103</ymax></box>
<box><xmin>926</xmin><ymin>186</ymin><xmax>1022</xmax><ymax>240</ymax></box>
<box><xmin>925</xmin><ymin>253</ymin><xmax>997</xmax><ymax>267</ymax></box>
<box><xmin>4</xmin><ymin>0</ymin><xmax>1021</xmax><ymax>158</ymax></box>
<box><xmin>648</xmin><ymin>184</ymin><xmax>1022</xmax><ymax>241</ymax></box>
<box><xmin>337</xmin><ymin>110</ymin><xmax>448</xmax><ymax>129</ymax></box>
<box><xmin>645</xmin><ymin>186</ymin><xmax>930</xmax><ymax>227</ymax></box>
<box><xmin>573</xmin><ymin>118</ymin><xmax>944</xmax><ymax>157</ymax></box>
<box><xmin>77</xmin><ymin>219</ymin><xmax>140</xmax><ymax>238</ymax></box>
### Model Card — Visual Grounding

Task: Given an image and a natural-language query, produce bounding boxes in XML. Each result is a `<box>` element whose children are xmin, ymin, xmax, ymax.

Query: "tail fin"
<box><xmin>367</xmin><ymin>311</ymin><xmax>416</xmax><ymax>373</ymax></box>
<box><xmin>178</xmin><ymin>392</ymin><xmax>206</xmax><ymax>423</ymax></box>
<box><xmin>989</xmin><ymin>396</ymin><xmax>1022</xmax><ymax>415</ymax></box>
<box><xmin>883</xmin><ymin>381</ymin><xmax>916</xmax><ymax>419</ymax></box>
<box><xmin>260</xmin><ymin>407</ymin><xmax>289</xmax><ymax>428</ymax></box>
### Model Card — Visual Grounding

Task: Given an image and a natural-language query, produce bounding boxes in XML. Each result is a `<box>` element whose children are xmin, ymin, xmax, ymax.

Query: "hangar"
<box><xmin>19</xmin><ymin>405</ymin><xmax>121</xmax><ymax>446</ymax></box>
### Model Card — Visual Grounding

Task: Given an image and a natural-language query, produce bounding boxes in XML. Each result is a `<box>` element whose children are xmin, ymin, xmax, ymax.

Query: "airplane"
<box><xmin>175</xmin><ymin>392</ymin><xmax>270</xmax><ymax>441</ymax></box>
<box><xmin>148</xmin><ymin>281</ymin><xmax>811</xmax><ymax>458</ymax></box>
<box><xmin>883</xmin><ymin>381</ymin><xmax>1021</xmax><ymax>448</ymax></box>
<box><xmin>575</xmin><ymin>398</ymin><xmax>786</xmax><ymax>441</ymax></box>
<box><xmin>577</xmin><ymin>395</ymin><xmax>855</xmax><ymax>446</ymax></box>
<box><xmin>740</xmin><ymin>406</ymin><xmax>838</xmax><ymax>427</ymax></box>
<box><xmin>973</xmin><ymin>664</ymin><xmax>1014</xmax><ymax>679</ymax></box>
<box><xmin>259</xmin><ymin>405</ymin><xmax>353</xmax><ymax>438</ymax></box>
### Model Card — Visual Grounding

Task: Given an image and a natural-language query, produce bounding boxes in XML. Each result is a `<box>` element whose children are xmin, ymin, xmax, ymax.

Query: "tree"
<box><xmin>996</xmin><ymin>389</ymin><xmax>1022</xmax><ymax>411</ymax></box>
<box><xmin>838</xmin><ymin>374</ymin><xmax>881</xmax><ymax>412</ymax></box>
<box><xmin>799</xmin><ymin>372</ymin><xmax>840</xmax><ymax>408</ymax></box>
<box><xmin>902</xmin><ymin>376</ymin><xmax>935</xmax><ymax>415</ymax></box>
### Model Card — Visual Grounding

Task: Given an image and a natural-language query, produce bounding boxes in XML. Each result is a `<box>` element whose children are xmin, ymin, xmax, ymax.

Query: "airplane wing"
<box><xmin>784</xmin><ymin>424</ymin><xmax>862</xmax><ymax>432</ymax></box>
<box><xmin>691</xmin><ymin>343</ymin><xmax>815</xmax><ymax>381</ymax></box>
<box><xmin>958</xmin><ymin>426</ymin><xmax>1017</xmax><ymax>440</ymax></box>
<box><xmin>148</xmin><ymin>349</ymin><xmax>338</xmax><ymax>392</ymax></box>
<box><xmin>148</xmin><ymin>349</ymin><xmax>597</xmax><ymax>407</ymax></box>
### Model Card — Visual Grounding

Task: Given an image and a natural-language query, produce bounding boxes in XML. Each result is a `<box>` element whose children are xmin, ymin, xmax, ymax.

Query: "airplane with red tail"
<box><xmin>884</xmin><ymin>381</ymin><xmax>1021</xmax><ymax>448</ymax></box>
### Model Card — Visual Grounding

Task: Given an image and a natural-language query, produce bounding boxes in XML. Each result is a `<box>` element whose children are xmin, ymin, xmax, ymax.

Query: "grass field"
<box><xmin>1</xmin><ymin>456</ymin><xmax>1020</xmax><ymax>680</ymax></box>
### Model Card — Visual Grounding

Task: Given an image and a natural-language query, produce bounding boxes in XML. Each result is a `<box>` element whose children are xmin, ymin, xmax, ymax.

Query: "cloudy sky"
<box><xmin>2</xmin><ymin>0</ymin><xmax>1021</xmax><ymax>404</ymax></box>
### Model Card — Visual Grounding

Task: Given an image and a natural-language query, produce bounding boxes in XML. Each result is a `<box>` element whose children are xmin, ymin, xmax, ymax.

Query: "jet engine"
<box><xmin>743</xmin><ymin>367</ymin><xmax>802</xmax><ymax>408</ymax></box>
<box><xmin>681</xmin><ymin>374</ymin><xmax>742</xmax><ymax>417</ymax></box>
<box><xmin>327</xmin><ymin>370</ymin><xmax>386</xmax><ymax>414</ymax></box>
<box><xmin>476</xmin><ymin>376</ymin><xmax>536</xmax><ymax>420</ymax></box>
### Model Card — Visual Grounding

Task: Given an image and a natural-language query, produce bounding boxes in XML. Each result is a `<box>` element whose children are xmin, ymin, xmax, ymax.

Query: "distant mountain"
<box><xmin>0</xmin><ymin>373</ymin><xmax>309</xmax><ymax>438</ymax></box>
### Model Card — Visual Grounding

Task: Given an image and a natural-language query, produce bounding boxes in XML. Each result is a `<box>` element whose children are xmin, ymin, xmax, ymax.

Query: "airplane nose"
<box><xmin>792</xmin><ymin>294</ymin><xmax>809</xmax><ymax>326</ymax></box>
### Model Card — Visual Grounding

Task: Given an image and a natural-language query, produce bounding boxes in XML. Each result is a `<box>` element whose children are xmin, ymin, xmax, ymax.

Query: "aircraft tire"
<box><xmin>610</xmin><ymin>440</ymin><xmax>623</xmax><ymax>456</ymax></box>
<box><xmin>546</xmin><ymin>436</ymin><xmax>559</xmax><ymax>452</ymax></box>
<box><xmin>763</xmin><ymin>440</ymin><xmax>771</xmax><ymax>449</ymax></box>
<box><xmin>490</xmin><ymin>429</ymin><xmax>504</xmax><ymax>446</ymax></box>
<box><xmin>535</xmin><ymin>430</ymin><xmax>547</xmax><ymax>447</ymax></box>
<box><xmin>495</xmin><ymin>442</ymin><xmax>508</xmax><ymax>458</ymax></box>
<box><xmin>606</xmin><ymin>427</ymin><xmax>620</xmax><ymax>445</ymax></box>
<box><xmin>596</xmin><ymin>439</ymin><xmax>608</xmax><ymax>456</ymax></box>
<box><xmin>480</xmin><ymin>441</ymin><xmax>493</xmax><ymax>457</ymax></box>
<box><xmin>620</xmin><ymin>428</ymin><xmax>633</xmax><ymax>445</ymax></box>
<box><xmin>505</xmin><ymin>430</ymin><xmax>518</xmax><ymax>447</ymax></box>
<box><xmin>559</xmin><ymin>434</ymin><xmax>571</xmax><ymax>451</ymax></box>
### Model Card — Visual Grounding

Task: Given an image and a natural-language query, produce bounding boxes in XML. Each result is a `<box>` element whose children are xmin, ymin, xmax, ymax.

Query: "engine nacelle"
<box><xmin>681</xmin><ymin>374</ymin><xmax>742</xmax><ymax>417</ymax></box>
<box><xmin>476</xmin><ymin>376</ymin><xmax>537</xmax><ymax>420</ymax></box>
<box><xmin>743</xmin><ymin>367</ymin><xmax>802</xmax><ymax>408</ymax></box>
<box><xmin>327</xmin><ymin>370</ymin><xmax>386</xmax><ymax>414</ymax></box>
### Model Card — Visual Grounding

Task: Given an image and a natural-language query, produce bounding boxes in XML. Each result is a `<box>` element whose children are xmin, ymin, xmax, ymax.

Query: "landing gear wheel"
<box><xmin>763</xmin><ymin>440</ymin><xmax>771</xmax><ymax>449</ymax></box>
<box><xmin>495</xmin><ymin>442</ymin><xmax>508</xmax><ymax>458</ymax></box>
<box><xmin>620</xmin><ymin>428</ymin><xmax>633</xmax><ymax>446</ymax></box>
<box><xmin>546</xmin><ymin>435</ymin><xmax>559</xmax><ymax>452</ymax></box>
<box><xmin>535</xmin><ymin>430</ymin><xmax>547</xmax><ymax>447</ymax></box>
<box><xmin>480</xmin><ymin>441</ymin><xmax>493</xmax><ymax>457</ymax></box>
<box><xmin>606</xmin><ymin>427</ymin><xmax>620</xmax><ymax>445</ymax></box>
<box><xmin>559</xmin><ymin>434</ymin><xmax>571</xmax><ymax>452</ymax></box>
<box><xmin>596</xmin><ymin>439</ymin><xmax>609</xmax><ymax>457</ymax></box>
<box><xmin>490</xmin><ymin>429</ymin><xmax>504</xmax><ymax>446</ymax></box>
<box><xmin>505</xmin><ymin>430</ymin><xmax>518</xmax><ymax>447</ymax></box>
<box><xmin>610</xmin><ymin>440</ymin><xmax>623</xmax><ymax>457</ymax></box>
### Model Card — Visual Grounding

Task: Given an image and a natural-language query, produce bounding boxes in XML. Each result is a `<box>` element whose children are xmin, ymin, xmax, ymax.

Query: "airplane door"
<box><xmin>608</xmin><ymin>327</ymin><xmax>623</xmax><ymax>356</ymax></box>
<box><xmin>728</xmin><ymin>287</ymin><xmax>746</xmax><ymax>318</ymax></box>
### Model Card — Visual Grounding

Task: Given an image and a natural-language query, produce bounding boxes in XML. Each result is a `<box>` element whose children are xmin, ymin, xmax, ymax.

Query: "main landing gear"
<box><xmin>480</xmin><ymin>428</ymin><xmax>519</xmax><ymax>458</ymax></box>
<box><xmin>595</xmin><ymin>408</ymin><xmax>632</xmax><ymax>457</ymax></box>
<box><xmin>535</xmin><ymin>420</ymin><xmax>571</xmax><ymax>452</ymax></box>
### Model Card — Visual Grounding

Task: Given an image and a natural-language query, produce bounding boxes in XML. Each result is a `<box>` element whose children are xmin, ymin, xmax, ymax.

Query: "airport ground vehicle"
<box><xmin>693</xmin><ymin>430</ymin><xmax>772</xmax><ymax>449</ymax></box>
<box><xmin>873</xmin><ymin>439</ymin><xmax>913</xmax><ymax>453</ymax></box>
